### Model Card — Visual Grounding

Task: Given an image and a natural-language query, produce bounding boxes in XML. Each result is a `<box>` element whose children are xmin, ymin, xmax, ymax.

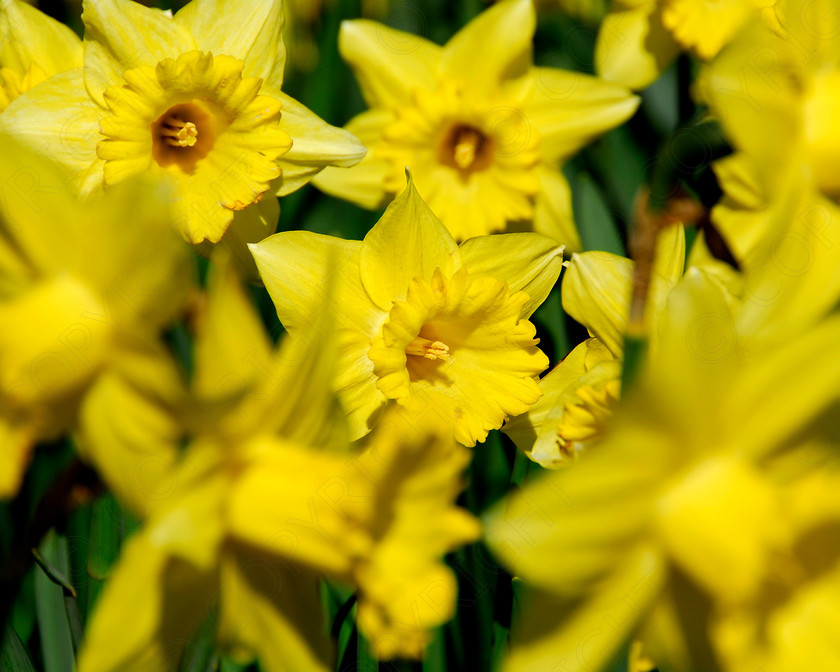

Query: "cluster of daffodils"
<box><xmin>2</xmin><ymin>0</ymin><xmax>840</xmax><ymax>671</ymax></box>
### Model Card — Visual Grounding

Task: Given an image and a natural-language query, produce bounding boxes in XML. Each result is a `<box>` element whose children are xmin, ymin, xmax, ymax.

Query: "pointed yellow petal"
<box><xmin>457</xmin><ymin>232</ymin><xmax>564</xmax><ymax>318</ymax></box>
<box><xmin>76</xmin><ymin>346</ymin><xmax>184</xmax><ymax>520</ymax></box>
<box><xmin>174</xmin><ymin>0</ymin><xmax>285</xmax><ymax>88</ymax></box>
<box><xmin>442</xmin><ymin>0</ymin><xmax>534</xmax><ymax>97</ymax></box>
<box><xmin>533</xmin><ymin>168</ymin><xmax>582</xmax><ymax>251</ymax></box>
<box><xmin>0</xmin><ymin>0</ymin><xmax>81</xmax><ymax>77</ymax></box>
<box><xmin>77</xmin><ymin>528</ymin><xmax>216</xmax><ymax>672</ymax></box>
<box><xmin>562</xmin><ymin>250</ymin><xmax>632</xmax><ymax>357</ymax></box>
<box><xmin>311</xmin><ymin>108</ymin><xmax>393</xmax><ymax>210</ymax></box>
<box><xmin>218</xmin><ymin>546</ymin><xmax>332</xmax><ymax>672</ymax></box>
<box><xmin>0</xmin><ymin>69</ymin><xmax>105</xmax><ymax>196</ymax></box>
<box><xmin>595</xmin><ymin>3</ymin><xmax>680</xmax><ymax>90</ymax></box>
<box><xmin>360</xmin><ymin>177</ymin><xmax>461</xmax><ymax>310</ymax></box>
<box><xmin>523</xmin><ymin>69</ymin><xmax>639</xmax><ymax>162</ymax></box>
<box><xmin>274</xmin><ymin>89</ymin><xmax>367</xmax><ymax>196</ymax></box>
<box><xmin>501</xmin><ymin>548</ymin><xmax>666</xmax><ymax>672</ymax></box>
<box><xmin>82</xmin><ymin>0</ymin><xmax>196</xmax><ymax>107</ymax></box>
<box><xmin>338</xmin><ymin>19</ymin><xmax>440</xmax><ymax>108</ymax></box>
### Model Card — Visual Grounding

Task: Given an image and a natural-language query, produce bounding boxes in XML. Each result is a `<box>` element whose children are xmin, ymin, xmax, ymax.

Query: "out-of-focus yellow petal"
<box><xmin>0</xmin><ymin>69</ymin><xmax>105</xmax><ymax>195</ymax></box>
<box><xmin>457</xmin><ymin>232</ymin><xmax>564</xmax><ymax>318</ymax></box>
<box><xmin>218</xmin><ymin>546</ymin><xmax>332</xmax><ymax>672</ymax></box>
<box><xmin>359</xmin><ymin>177</ymin><xmax>460</xmax><ymax>310</ymax></box>
<box><xmin>174</xmin><ymin>0</ymin><xmax>286</xmax><ymax>87</ymax></box>
<box><xmin>0</xmin><ymin>0</ymin><xmax>82</xmax><ymax>78</ymax></box>
<box><xmin>522</xmin><ymin>69</ymin><xmax>639</xmax><ymax>162</ymax></box>
<box><xmin>595</xmin><ymin>2</ymin><xmax>679</xmax><ymax>90</ymax></box>
<box><xmin>82</xmin><ymin>0</ymin><xmax>196</xmax><ymax>107</ymax></box>
<box><xmin>338</xmin><ymin>19</ymin><xmax>441</xmax><ymax>108</ymax></box>
<box><xmin>562</xmin><ymin>250</ymin><xmax>632</xmax><ymax>357</ymax></box>
<box><xmin>76</xmin><ymin>346</ymin><xmax>184</xmax><ymax>520</ymax></box>
<box><xmin>217</xmin><ymin>195</ymin><xmax>280</xmax><ymax>282</ymax></box>
<box><xmin>311</xmin><ymin>108</ymin><xmax>393</xmax><ymax>210</ymax></box>
<box><xmin>533</xmin><ymin>168</ymin><xmax>581</xmax><ymax>251</ymax></box>
<box><xmin>501</xmin><ymin>546</ymin><xmax>667</xmax><ymax>672</ymax></box>
<box><xmin>76</xmin><ymin>528</ymin><xmax>217</xmax><ymax>672</ymax></box>
<box><xmin>0</xmin><ymin>412</ymin><xmax>33</xmax><ymax>499</ymax></box>
<box><xmin>656</xmin><ymin>456</ymin><xmax>780</xmax><ymax>603</ymax></box>
<box><xmin>273</xmin><ymin>89</ymin><xmax>367</xmax><ymax>196</ymax></box>
<box><xmin>441</xmin><ymin>0</ymin><xmax>534</xmax><ymax>97</ymax></box>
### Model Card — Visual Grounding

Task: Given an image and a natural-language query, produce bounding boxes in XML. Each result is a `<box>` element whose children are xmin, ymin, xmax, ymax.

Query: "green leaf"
<box><xmin>86</xmin><ymin>494</ymin><xmax>123</xmax><ymax>582</ymax></box>
<box><xmin>178</xmin><ymin>606</ymin><xmax>218</xmax><ymax>672</ymax></box>
<box><xmin>575</xmin><ymin>172</ymin><xmax>625</xmax><ymax>255</ymax></box>
<box><xmin>1</xmin><ymin>624</ymin><xmax>36</xmax><ymax>672</ymax></box>
<box><xmin>34</xmin><ymin>531</ymin><xmax>76</xmax><ymax>672</ymax></box>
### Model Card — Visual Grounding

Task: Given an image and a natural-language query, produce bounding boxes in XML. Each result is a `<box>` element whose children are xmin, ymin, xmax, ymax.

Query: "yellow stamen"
<box><xmin>453</xmin><ymin>128</ymin><xmax>482</xmax><ymax>170</ymax></box>
<box><xmin>161</xmin><ymin>115</ymin><xmax>198</xmax><ymax>147</ymax></box>
<box><xmin>406</xmin><ymin>336</ymin><xmax>450</xmax><ymax>361</ymax></box>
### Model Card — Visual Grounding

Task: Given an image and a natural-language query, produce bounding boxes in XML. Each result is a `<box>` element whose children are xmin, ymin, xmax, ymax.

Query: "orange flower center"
<box><xmin>151</xmin><ymin>101</ymin><xmax>217</xmax><ymax>172</ymax></box>
<box><xmin>438</xmin><ymin>123</ymin><xmax>494</xmax><ymax>175</ymax></box>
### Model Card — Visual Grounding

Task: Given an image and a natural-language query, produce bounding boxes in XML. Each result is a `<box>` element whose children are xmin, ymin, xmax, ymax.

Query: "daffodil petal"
<box><xmin>272</xmin><ymin>89</ymin><xmax>367</xmax><ymax>196</ymax></box>
<box><xmin>562</xmin><ymin>250</ymin><xmax>632</xmax><ymax>357</ymax></box>
<box><xmin>360</xmin><ymin>177</ymin><xmax>461</xmax><ymax>310</ymax></box>
<box><xmin>500</xmin><ymin>547</ymin><xmax>666</xmax><ymax>672</ymax></box>
<box><xmin>523</xmin><ymin>69</ymin><xmax>639</xmax><ymax>162</ymax></box>
<box><xmin>311</xmin><ymin>108</ymin><xmax>393</xmax><ymax>210</ymax></box>
<box><xmin>83</xmin><ymin>0</ymin><xmax>196</xmax><ymax>107</ymax></box>
<box><xmin>0</xmin><ymin>0</ymin><xmax>82</xmax><ymax>76</ymax></box>
<box><xmin>442</xmin><ymin>0</ymin><xmax>534</xmax><ymax>97</ymax></box>
<box><xmin>174</xmin><ymin>0</ymin><xmax>285</xmax><ymax>87</ymax></box>
<box><xmin>0</xmin><ymin>414</ymin><xmax>33</xmax><ymax>499</ymax></box>
<box><xmin>595</xmin><ymin>3</ymin><xmax>679</xmax><ymax>90</ymax></box>
<box><xmin>0</xmin><ymin>69</ymin><xmax>105</xmax><ymax>196</ymax></box>
<box><xmin>76</xmin><ymin>529</ymin><xmax>216</xmax><ymax>672</ymax></box>
<box><xmin>457</xmin><ymin>232</ymin><xmax>564</xmax><ymax>318</ymax></box>
<box><xmin>338</xmin><ymin>19</ymin><xmax>441</xmax><ymax>108</ymax></box>
<box><xmin>533</xmin><ymin>168</ymin><xmax>582</xmax><ymax>251</ymax></box>
<box><xmin>218</xmin><ymin>546</ymin><xmax>332</xmax><ymax>672</ymax></box>
<box><xmin>217</xmin><ymin>196</ymin><xmax>280</xmax><ymax>281</ymax></box>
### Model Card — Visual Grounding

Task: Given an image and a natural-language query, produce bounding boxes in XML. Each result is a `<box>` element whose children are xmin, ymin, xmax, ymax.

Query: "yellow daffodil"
<box><xmin>596</xmin><ymin>0</ymin><xmax>777</xmax><ymax>90</ymax></box>
<box><xmin>0</xmin><ymin>0</ymin><xmax>365</xmax><ymax>246</ymax></box>
<box><xmin>0</xmin><ymin>134</ymin><xmax>191</xmax><ymax>500</ymax></box>
<box><xmin>313</xmin><ymin>0</ymin><xmax>639</xmax><ymax>248</ymax></box>
<box><xmin>251</xmin><ymin>177</ymin><xmax>563</xmax><ymax>446</ymax></box>
<box><xmin>503</xmin><ymin>225</ymin><xmax>728</xmax><ymax>467</ymax></box>
<box><xmin>77</xmin><ymin>254</ymin><xmax>480</xmax><ymax>671</ymax></box>
<box><xmin>0</xmin><ymin>0</ymin><xmax>82</xmax><ymax>112</ymax></box>
<box><xmin>486</xmin><ymin>266</ymin><xmax>840</xmax><ymax>672</ymax></box>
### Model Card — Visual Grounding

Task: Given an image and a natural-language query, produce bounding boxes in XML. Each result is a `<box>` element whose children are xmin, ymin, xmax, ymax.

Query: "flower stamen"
<box><xmin>160</xmin><ymin>115</ymin><xmax>198</xmax><ymax>147</ymax></box>
<box><xmin>406</xmin><ymin>336</ymin><xmax>450</xmax><ymax>361</ymax></box>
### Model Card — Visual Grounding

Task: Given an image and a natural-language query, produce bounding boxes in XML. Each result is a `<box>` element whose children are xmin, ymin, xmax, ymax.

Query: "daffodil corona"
<box><xmin>314</xmin><ymin>0</ymin><xmax>639</xmax><ymax>248</ymax></box>
<box><xmin>251</xmin><ymin>178</ymin><xmax>563</xmax><ymax>445</ymax></box>
<box><xmin>0</xmin><ymin>0</ymin><xmax>366</xmax><ymax>245</ymax></box>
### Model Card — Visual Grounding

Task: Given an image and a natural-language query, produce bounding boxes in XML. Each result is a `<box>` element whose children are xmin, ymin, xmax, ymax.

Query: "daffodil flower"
<box><xmin>0</xmin><ymin>135</ymin><xmax>191</xmax><ymax>500</ymax></box>
<box><xmin>313</xmin><ymin>0</ymin><xmax>639</xmax><ymax>248</ymax></box>
<box><xmin>0</xmin><ymin>0</ymin><xmax>82</xmax><ymax>112</ymax></box>
<box><xmin>595</xmin><ymin>0</ymin><xmax>777</xmax><ymax>90</ymax></box>
<box><xmin>77</xmin><ymin>254</ymin><xmax>480</xmax><ymax>671</ymax></box>
<box><xmin>251</xmin><ymin>177</ymin><xmax>563</xmax><ymax>446</ymax></box>
<box><xmin>0</xmin><ymin>0</ymin><xmax>366</xmax><ymax>246</ymax></box>
<box><xmin>486</xmin><ymin>267</ymin><xmax>840</xmax><ymax>672</ymax></box>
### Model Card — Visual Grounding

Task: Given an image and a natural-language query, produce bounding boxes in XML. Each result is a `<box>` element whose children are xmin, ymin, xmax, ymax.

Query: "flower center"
<box><xmin>439</xmin><ymin>123</ymin><xmax>493</xmax><ymax>175</ymax></box>
<box><xmin>405</xmin><ymin>335</ymin><xmax>450</xmax><ymax>361</ymax></box>
<box><xmin>151</xmin><ymin>101</ymin><xmax>216</xmax><ymax>172</ymax></box>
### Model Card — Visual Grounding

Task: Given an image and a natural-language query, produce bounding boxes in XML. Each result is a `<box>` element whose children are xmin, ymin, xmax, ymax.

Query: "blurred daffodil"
<box><xmin>0</xmin><ymin>0</ymin><xmax>365</xmax><ymax>246</ymax></box>
<box><xmin>596</xmin><ymin>0</ymin><xmax>777</xmax><ymax>90</ymax></box>
<box><xmin>0</xmin><ymin>135</ymin><xmax>191</xmax><ymax>500</ymax></box>
<box><xmin>252</xmin><ymin>176</ymin><xmax>563</xmax><ymax>446</ymax></box>
<box><xmin>486</xmin><ymin>266</ymin><xmax>840</xmax><ymax>672</ymax></box>
<box><xmin>314</xmin><ymin>0</ymin><xmax>639</xmax><ymax>248</ymax></box>
<box><xmin>77</xmin><ymin>254</ymin><xmax>479</xmax><ymax>671</ymax></box>
<box><xmin>0</xmin><ymin>0</ymin><xmax>82</xmax><ymax>112</ymax></box>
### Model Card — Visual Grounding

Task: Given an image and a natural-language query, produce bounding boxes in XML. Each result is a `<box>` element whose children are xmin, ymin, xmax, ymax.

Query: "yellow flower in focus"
<box><xmin>77</xmin><ymin>255</ymin><xmax>479</xmax><ymax>671</ymax></box>
<box><xmin>251</xmin><ymin>177</ymin><xmax>564</xmax><ymax>446</ymax></box>
<box><xmin>486</xmin><ymin>266</ymin><xmax>840</xmax><ymax>672</ymax></box>
<box><xmin>0</xmin><ymin>0</ymin><xmax>365</xmax><ymax>245</ymax></box>
<box><xmin>596</xmin><ymin>0</ymin><xmax>777</xmax><ymax>90</ymax></box>
<box><xmin>314</xmin><ymin>0</ymin><xmax>639</xmax><ymax>248</ymax></box>
<box><xmin>0</xmin><ymin>135</ymin><xmax>191</xmax><ymax>500</ymax></box>
<box><xmin>0</xmin><ymin>0</ymin><xmax>82</xmax><ymax>112</ymax></box>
